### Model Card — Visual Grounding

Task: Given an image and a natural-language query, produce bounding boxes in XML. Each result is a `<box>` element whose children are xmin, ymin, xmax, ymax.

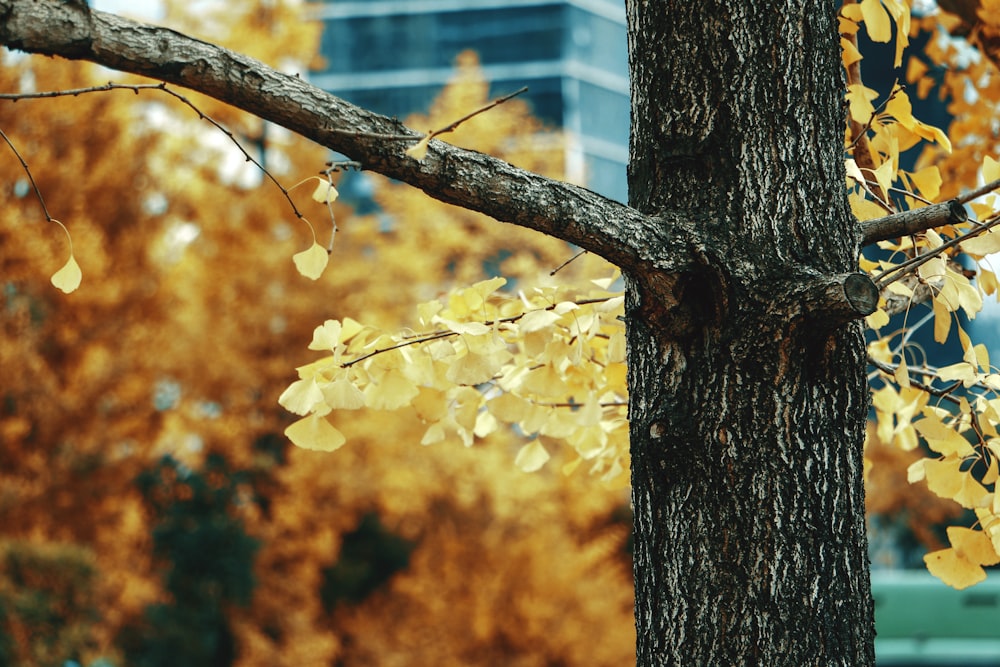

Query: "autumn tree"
<box><xmin>4</xmin><ymin>0</ymin><xmax>1000</xmax><ymax>665</ymax></box>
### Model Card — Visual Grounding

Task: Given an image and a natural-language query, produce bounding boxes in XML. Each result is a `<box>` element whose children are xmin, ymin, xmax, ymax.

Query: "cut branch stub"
<box><xmin>770</xmin><ymin>271</ymin><xmax>879</xmax><ymax>330</ymax></box>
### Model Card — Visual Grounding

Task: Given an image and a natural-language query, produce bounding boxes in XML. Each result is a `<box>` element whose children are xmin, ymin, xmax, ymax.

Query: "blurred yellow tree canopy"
<box><xmin>0</xmin><ymin>3</ymin><xmax>633</xmax><ymax>665</ymax></box>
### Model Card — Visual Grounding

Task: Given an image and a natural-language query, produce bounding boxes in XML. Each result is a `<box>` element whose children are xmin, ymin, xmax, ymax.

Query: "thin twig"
<box><xmin>342</xmin><ymin>295</ymin><xmax>617</xmax><ymax>368</ymax></box>
<box><xmin>426</xmin><ymin>86</ymin><xmax>528</xmax><ymax>140</ymax></box>
<box><xmin>958</xmin><ymin>177</ymin><xmax>1000</xmax><ymax>205</ymax></box>
<box><xmin>1</xmin><ymin>82</ymin><xmax>310</xmax><ymax>224</ymax></box>
<box><xmin>550</xmin><ymin>250</ymin><xmax>588</xmax><ymax>276</ymax></box>
<box><xmin>0</xmin><ymin>127</ymin><xmax>53</xmax><ymax>221</ymax></box>
<box><xmin>874</xmin><ymin>213</ymin><xmax>1000</xmax><ymax>288</ymax></box>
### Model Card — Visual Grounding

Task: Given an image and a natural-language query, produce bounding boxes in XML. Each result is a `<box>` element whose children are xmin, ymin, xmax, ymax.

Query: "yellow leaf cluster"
<box><xmin>281</xmin><ymin>274</ymin><xmax>629</xmax><ymax>483</ymax></box>
<box><xmin>848</xmin><ymin>2</ymin><xmax>1000</xmax><ymax>586</ymax></box>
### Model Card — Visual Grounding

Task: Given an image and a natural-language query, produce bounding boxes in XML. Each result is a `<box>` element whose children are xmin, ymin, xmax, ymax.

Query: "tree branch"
<box><xmin>860</xmin><ymin>199</ymin><xmax>968</xmax><ymax>246</ymax></box>
<box><xmin>0</xmin><ymin>0</ymin><xmax>691</xmax><ymax>277</ymax></box>
<box><xmin>859</xmin><ymin>178</ymin><xmax>1000</xmax><ymax>246</ymax></box>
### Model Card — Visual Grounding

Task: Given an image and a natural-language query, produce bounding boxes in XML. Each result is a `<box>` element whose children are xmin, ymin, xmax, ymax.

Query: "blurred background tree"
<box><xmin>0</xmin><ymin>1</ymin><xmax>634</xmax><ymax>665</ymax></box>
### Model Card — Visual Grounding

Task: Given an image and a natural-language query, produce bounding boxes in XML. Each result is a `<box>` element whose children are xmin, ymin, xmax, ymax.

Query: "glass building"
<box><xmin>309</xmin><ymin>0</ymin><xmax>630</xmax><ymax>203</ymax></box>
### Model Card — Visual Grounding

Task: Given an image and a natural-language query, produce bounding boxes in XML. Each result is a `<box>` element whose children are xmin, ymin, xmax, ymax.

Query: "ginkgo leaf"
<box><xmin>860</xmin><ymin>0</ymin><xmax>892</xmax><ymax>42</ymax></box>
<box><xmin>840</xmin><ymin>37</ymin><xmax>863</xmax><ymax>66</ymax></box>
<box><xmin>514</xmin><ymin>439</ymin><xmax>550</xmax><ymax>472</ymax></box>
<box><xmin>51</xmin><ymin>254</ymin><xmax>82</xmax><ymax>293</ymax></box>
<box><xmin>865</xmin><ymin>308</ymin><xmax>889</xmax><ymax>330</ymax></box>
<box><xmin>311</xmin><ymin>178</ymin><xmax>339</xmax><ymax>203</ymax></box>
<box><xmin>948</xmin><ymin>527</ymin><xmax>1000</xmax><ymax>566</ymax></box>
<box><xmin>308</xmin><ymin>317</ymin><xmax>366</xmax><ymax>351</ymax></box>
<box><xmin>846</xmin><ymin>84</ymin><xmax>880</xmax><ymax>124</ymax></box>
<box><xmin>914</xmin><ymin>414</ymin><xmax>975</xmax><ymax>457</ymax></box>
<box><xmin>320</xmin><ymin>378</ymin><xmax>366</xmax><ymax>410</ymax></box>
<box><xmin>961</xmin><ymin>230</ymin><xmax>1000</xmax><ymax>256</ymax></box>
<box><xmin>519</xmin><ymin>309</ymin><xmax>563</xmax><ymax>333</ymax></box>
<box><xmin>909</xmin><ymin>166</ymin><xmax>941</xmax><ymax>200</ymax></box>
<box><xmin>924</xmin><ymin>548</ymin><xmax>986</xmax><ymax>589</ymax></box>
<box><xmin>406</xmin><ymin>136</ymin><xmax>431</xmax><ymax>161</ymax></box>
<box><xmin>984</xmin><ymin>156</ymin><xmax>1000</xmax><ymax>184</ymax></box>
<box><xmin>420</xmin><ymin>422</ymin><xmax>446</xmax><ymax>445</ymax></box>
<box><xmin>278</xmin><ymin>377</ymin><xmax>327</xmax><ymax>415</ymax></box>
<box><xmin>445</xmin><ymin>348</ymin><xmax>511</xmax><ymax>385</ymax></box>
<box><xmin>363</xmin><ymin>369</ymin><xmax>419</xmax><ymax>410</ymax></box>
<box><xmin>293</xmin><ymin>241</ymin><xmax>329</xmax><ymax>280</ymax></box>
<box><xmin>285</xmin><ymin>414</ymin><xmax>346</xmax><ymax>452</ymax></box>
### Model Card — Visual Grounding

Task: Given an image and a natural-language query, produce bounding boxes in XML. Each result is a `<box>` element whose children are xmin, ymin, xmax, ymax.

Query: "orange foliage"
<box><xmin>0</xmin><ymin>3</ymin><xmax>633</xmax><ymax>665</ymax></box>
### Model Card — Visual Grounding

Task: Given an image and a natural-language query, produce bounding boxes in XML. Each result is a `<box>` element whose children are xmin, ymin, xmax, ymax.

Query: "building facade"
<box><xmin>310</xmin><ymin>0</ymin><xmax>629</xmax><ymax>203</ymax></box>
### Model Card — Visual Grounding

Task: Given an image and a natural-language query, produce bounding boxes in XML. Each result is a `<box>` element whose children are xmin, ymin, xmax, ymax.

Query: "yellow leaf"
<box><xmin>435</xmin><ymin>318</ymin><xmax>491</xmax><ymax>335</ymax></box>
<box><xmin>474</xmin><ymin>410</ymin><xmax>498</xmax><ymax>438</ymax></box>
<box><xmin>308</xmin><ymin>318</ymin><xmax>364</xmax><ymax>351</ymax></box>
<box><xmin>933</xmin><ymin>296</ymin><xmax>951</xmax><ymax>343</ymax></box>
<box><xmin>979</xmin><ymin>268</ymin><xmax>998</xmax><ymax>296</ymax></box>
<box><xmin>923</xmin><ymin>457</ymin><xmax>965</xmax><ymax>501</ymax></box>
<box><xmin>886</xmin><ymin>90</ymin><xmax>917</xmax><ymax>129</ymax></box>
<box><xmin>514</xmin><ymin>439</ymin><xmax>550</xmax><ymax>472</ymax></box>
<box><xmin>421</xmin><ymin>422</ymin><xmax>446</xmax><ymax>445</ymax></box>
<box><xmin>406</xmin><ymin>136</ymin><xmax>431</xmax><ymax>161</ymax></box>
<box><xmin>906</xmin><ymin>56</ymin><xmax>928</xmax><ymax>84</ymax></box>
<box><xmin>521</xmin><ymin>364</ymin><xmax>567</xmax><ymax>397</ymax></box>
<box><xmin>363</xmin><ymin>369</ymin><xmax>419</xmax><ymax>410</ymax></box>
<box><xmin>948</xmin><ymin>526</ymin><xmax>1000</xmax><ymax>566</ymax></box>
<box><xmin>894</xmin><ymin>357</ymin><xmax>911</xmax><ymax>387</ymax></box>
<box><xmin>320</xmin><ymin>378</ymin><xmax>366</xmax><ymax>410</ymax></box>
<box><xmin>914</xmin><ymin>413</ymin><xmax>975</xmax><ymax>457</ymax></box>
<box><xmin>846</xmin><ymin>84</ymin><xmax>880</xmax><ymax>124</ymax></box>
<box><xmin>850</xmin><ymin>193</ymin><xmax>886</xmax><ymax>222</ymax></box>
<box><xmin>872</xmin><ymin>159</ymin><xmax>896</xmax><ymax>203</ymax></box>
<box><xmin>310</xmin><ymin>178</ymin><xmax>339</xmax><ymax>203</ymax></box>
<box><xmin>293</xmin><ymin>241</ymin><xmax>329</xmax><ymax>280</ymax></box>
<box><xmin>51</xmin><ymin>254</ymin><xmax>82</xmax><ymax>293</ymax></box>
<box><xmin>985</xmin><ymin>456</ymin><xmax>999</xmax><ymax>486</ymax></box>
<box><xmin>984</xmin><ymin>156</ymin><xmax>1000</xmax><ymax>183</ymax></box>
<box><xmin>841</xmin><ymin>37</ymin><xmax>863</xmax><ymax>66</ymax></box>
<box><xmin>279</xmin><ymin>378</ymin><xmax>327</xmax><ymax>416</ymax></box>
<box><xmin>519</xmin><ymin>309</ymin><xmax>562</xmax><ymax>333</ymax></box>
<box><xmin>285</xmin><ymin>414</ymin><xmax>346</xmax><ymax>452</ymax></box>
<box><xmin>866</xmin><ymin>308</ymin><xmax>889</xmax><ymax>330</ymax></box>
<box><xmin>860</xmin><ymin>0</ymin><xmax>892</xmax><ymax>42</ymax></box>
<box><xmin>488</xmin><ymin>392</ymin><xmax>533</xmax><ymax>423</ymax></box>
<box><xmin>924</xmin><ymin>548</ymin><xmax>986</xmax><ymax>589</ymax></box>
<box><xmin>909</xmin><ymin>166</ymin><xmax>941</xmax><ymax>200</ymax></box>
<box><xmin>445</xmin><ymin>347</ymin><xmax>510</xmax><ymax>385</ymax></box>
<box><xmin>607</xmin><ymin>331</ymin><xmax>627</xmax><ymax>364</ymax></box>
<box><xmin>960</xmin><ymin>229</ymin><xmax>1000</xmax><ymax>256</ymax></box>
<box><xmin>937</xmin><ymin>361</ymin><xmax>978</xmax><ymax>387</ymax></box>
<box><xmin>907</xmin><ymin>458</ymin><xmax>927</xmax><ymax>483</ymax></box>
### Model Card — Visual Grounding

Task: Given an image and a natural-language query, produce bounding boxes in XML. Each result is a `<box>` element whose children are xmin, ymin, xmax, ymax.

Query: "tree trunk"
<box><xmin>624</xmin><ymin>2</ymin><xmax>876</xmax><ymax>664</ymax></box>
<box><xmin>0</xmin><ymin>0</ymin><xmax>883</xmax><ymax>663</ymax></box>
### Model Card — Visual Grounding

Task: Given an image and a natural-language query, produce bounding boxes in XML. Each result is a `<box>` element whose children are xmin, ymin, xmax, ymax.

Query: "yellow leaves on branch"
<box><xmin>841</xmin><ymin>0</ymin><xmax>910</xmax><ymax>67</ymax></box>
<box><xmin>288</xmin><ymin>176</ymin><xmax>339</xmax><ymax>280</ymax></box>
<box><xmin>280</xmin><ymin>274</ymin><xmax>629</xmax><ymax>483</ymax></box>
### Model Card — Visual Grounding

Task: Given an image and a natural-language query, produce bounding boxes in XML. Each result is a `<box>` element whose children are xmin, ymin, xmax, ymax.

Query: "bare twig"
<box><xmin>873</xmin><ymin>213</ymin><xmax>1000</xmax><ymax>288</ymax></box>
<box><xmin>1</xmin><ymin>82</ymin><xmax>312</xmax><ymax>224</ymax></box>
<box><xmin>0</xmin><ymin>127</ymin><xmax>54</xmax><ymax>221</ymax></box>
<box><xmin>327</xmin><ymin>87</ymin><xmax>529</xmax><ymax>147</ymax></box>
<box><xmin>550</xmin><ymin>250</ymin><xmax>588</xmax><ymax>276</ymax></box>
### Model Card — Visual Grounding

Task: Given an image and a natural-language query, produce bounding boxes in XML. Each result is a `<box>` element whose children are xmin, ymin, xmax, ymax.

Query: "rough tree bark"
<box><xmin>625</xmin><ymin>3</ymin><xmax>874</xmax><ymax>664</ymax></box>
<box><xmin>3</xmin><ymin>0</ymin><xmax>952</xmax><ymax>664</ymax></box>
